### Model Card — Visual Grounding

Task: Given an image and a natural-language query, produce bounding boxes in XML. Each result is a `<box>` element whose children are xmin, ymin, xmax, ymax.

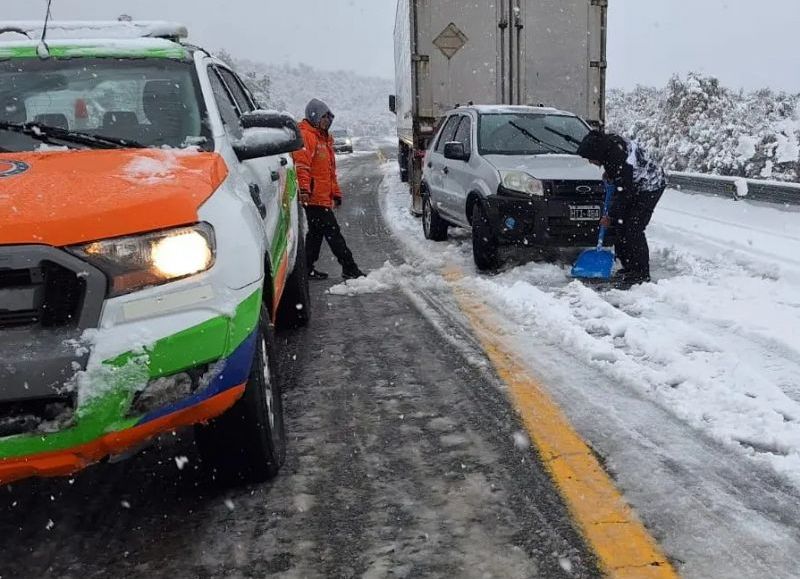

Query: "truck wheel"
<box><xmin>195</xmin><ymin>304</ymin><xmax>286</xmax><ymax>485</ymax></box>
<box><xmin>472</xmin><ymin>203</ymin><xmax>501</xmax><ymax>271</ymax></box>
<box><xmin>423</xmin><ymin>195</ymin><xmax>449</xmax><ymax>241</ymax></box>
<box><xmin>276</xmin><ymin>206</ymin><xmax>311</xmax><ymax>330</ymax></box>
<box><xmin>399</xmin><ymin>143</ymin><xmax>410</xmax><ymax>183</ymax></box>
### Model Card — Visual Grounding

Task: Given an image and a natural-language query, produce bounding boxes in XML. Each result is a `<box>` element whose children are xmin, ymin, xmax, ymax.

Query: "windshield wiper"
<box><xmin>508</xmin><ymin>122</ymin><xmax>572</xmax><ymax>154</ymax></box>
<box><xmin>0</xmin><ymin>121</ymin><xmax>145</xmax><ymax>150</ymax></box>
<box><xmin>544</xmin><ymin>126</ymin><xmax>582</xmax><ymax>147</ymax></box>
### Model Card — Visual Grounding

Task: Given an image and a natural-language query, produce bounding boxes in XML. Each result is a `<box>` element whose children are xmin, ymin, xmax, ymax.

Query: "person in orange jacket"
<box><xmin>293</xmin><ymin>98</ymin><xmax>365</xmax><ymax>280</ymax></box>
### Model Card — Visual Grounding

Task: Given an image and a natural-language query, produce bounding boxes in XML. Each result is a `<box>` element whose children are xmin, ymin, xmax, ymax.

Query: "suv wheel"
<box><xmin>195</xmin><ymin>303</ymin><xmax>286</xmax><ymax>485</ymax></box>
<box><xmin>472</xmin><ymin>203</ymin><xmax>500</xmax><ymax>271</ymax></box>
<box><xmin>277</xmin><ymin>202</ymin><xmax>311</xmax><ymax>329</ymax></box>
<box><xmin>422</xmin><ymin>195</ymin><xmax>449</xmax><ymax>241</ymax></box>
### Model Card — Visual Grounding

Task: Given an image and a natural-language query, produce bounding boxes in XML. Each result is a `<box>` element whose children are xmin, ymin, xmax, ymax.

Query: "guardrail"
<box><xmin>667</xmin><ymin>172</ymin><xmax>800</xmax><ymax>206</ymax></box>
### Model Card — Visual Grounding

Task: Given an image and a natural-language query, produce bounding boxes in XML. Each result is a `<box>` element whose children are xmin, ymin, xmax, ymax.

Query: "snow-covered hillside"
<box><xmin>218</xmin><ymin>50</ymin><xmax>395</xmax><ymax>137</ymax></box>
<box><xmin>608</xmin><ymin>74</ymin><xmax>800</xmax><ymax>183</ymax></box>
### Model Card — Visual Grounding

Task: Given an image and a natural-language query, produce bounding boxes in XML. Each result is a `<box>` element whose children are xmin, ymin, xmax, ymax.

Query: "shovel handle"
<box><xmin>596</xmin><ymin>182</ymin><xmax>615</xmax><ymax>250</ymax></box>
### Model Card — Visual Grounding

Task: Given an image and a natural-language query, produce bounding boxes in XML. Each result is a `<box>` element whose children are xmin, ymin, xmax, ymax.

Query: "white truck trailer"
<box><xmin>391</xmin><ymin>0</ymin><xmax>608</xmax><ymax>213</ymax></box>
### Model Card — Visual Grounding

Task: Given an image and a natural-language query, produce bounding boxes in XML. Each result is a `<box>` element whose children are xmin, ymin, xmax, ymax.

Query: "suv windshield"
<box><xmin>478</xmin><ymin>113</ymin><xmax>590</xmax><ymax>156</ymax></box>
<box><xmin>331</xmin><ymin>130</ymin><xmax>349</xmax><ymax>139</ymax></box>
<box><xmin>0</xmin><ymin>57</ymin><xmax>212</xmax><ymax>151</ymax></box>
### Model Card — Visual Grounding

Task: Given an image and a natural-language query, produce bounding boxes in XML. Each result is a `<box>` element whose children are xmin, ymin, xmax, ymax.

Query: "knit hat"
<box><xmin>305</xmin><ymin>98</ymin><xmax>334</xmax><ymax>127</ymax></box>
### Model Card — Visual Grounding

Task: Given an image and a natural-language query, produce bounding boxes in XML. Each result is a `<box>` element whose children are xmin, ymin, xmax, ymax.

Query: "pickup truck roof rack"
<box><xmin>0</xmin><ymin>21</ymin><xmax>189</xmax><ymax>42</ymax></box>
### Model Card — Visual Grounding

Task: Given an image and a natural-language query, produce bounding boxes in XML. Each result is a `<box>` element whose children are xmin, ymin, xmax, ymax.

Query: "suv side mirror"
<box><xmin>389</xmin><ymin>95</ymin><xmax>397</xmax><ymax>114</ymax></box>
<box><xmin>444</xmin><ymin>141</ymin><xmax>469</xmax><ymax>161</ymax></box>
<box><xmin>233</xmin><ymin>110</ymin><xmax>304</xmax><ymax>161</ymax></box>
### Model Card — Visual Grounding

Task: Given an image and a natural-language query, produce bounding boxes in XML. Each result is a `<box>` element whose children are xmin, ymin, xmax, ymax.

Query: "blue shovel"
<box><xmin>571</xmin><ymin>182</ymin><xmax>615</xmax><ymax>280</ymax></box>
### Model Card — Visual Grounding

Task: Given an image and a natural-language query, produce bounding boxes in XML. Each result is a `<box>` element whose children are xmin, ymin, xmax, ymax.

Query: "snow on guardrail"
<box><xmin>668</xmin><ymin>171</ymin><xmax>800</xmax><ymax>206</ymax></box>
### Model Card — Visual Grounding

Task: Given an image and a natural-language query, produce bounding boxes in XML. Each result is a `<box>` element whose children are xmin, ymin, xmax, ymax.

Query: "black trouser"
<box><xmin>614</xmin><ymin>188</ymin><xmax>664</xmax><ymax>277</ymax></box>
<box><xmin>305</xmin><ymin>205</ymin><xmax>358</xmax><ymax>272</ymax></box>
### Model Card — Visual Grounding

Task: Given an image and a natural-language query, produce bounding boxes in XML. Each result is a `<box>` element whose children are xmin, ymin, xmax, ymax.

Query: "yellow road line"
<box><xmin>443</xmin><ymin>267</ymin><xmax>679</xmax><ymax>578</ymax></box>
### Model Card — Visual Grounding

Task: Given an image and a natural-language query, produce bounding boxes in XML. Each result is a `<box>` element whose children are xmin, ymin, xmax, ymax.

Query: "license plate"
<box><xmin>569</xmin><ymin>205</ymin><xmax>601</xmax><ymax>221</ymax></box>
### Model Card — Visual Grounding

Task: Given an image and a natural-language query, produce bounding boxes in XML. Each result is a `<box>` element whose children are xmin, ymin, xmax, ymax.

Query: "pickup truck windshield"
<box><xmin>478</xmin><ymin>113</ymin><xmax>590</xmax><ymax>156</ymax></box>
<box><xmin>0</xmin><ymin>58</ymin><xmax>212</xmax><ymax>152</ymax></box>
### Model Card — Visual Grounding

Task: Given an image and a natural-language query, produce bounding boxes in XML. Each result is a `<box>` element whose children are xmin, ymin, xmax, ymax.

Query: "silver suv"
<box><xmin>421</xmin><ymin>105</ymin><xmax>611</xmax><ymax>270</ymax></box>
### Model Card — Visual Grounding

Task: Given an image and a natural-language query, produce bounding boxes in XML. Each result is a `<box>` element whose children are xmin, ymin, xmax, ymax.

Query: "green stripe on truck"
<box><xmin>0</xmin><ymin>289</ymin><xmax>262</xmax><ymax>460</ymax></box>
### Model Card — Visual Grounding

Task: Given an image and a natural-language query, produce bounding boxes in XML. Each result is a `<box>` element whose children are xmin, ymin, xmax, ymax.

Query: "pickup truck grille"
<box><xmin>0</xmin><ymin>396</ymin><xmax>76</xmax><ymax>437</ymax></box>
<box><xmin>0</xmin><ymin>262</ymin><xmax>85</xmax><ymax>329</ymax></box>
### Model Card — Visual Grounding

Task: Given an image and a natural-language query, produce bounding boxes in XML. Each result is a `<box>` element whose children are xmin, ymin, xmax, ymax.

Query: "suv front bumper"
<box><xmin>485</xmin><ymin>187</ymin><xmax>617</xmax><ymax>248</ymax></box>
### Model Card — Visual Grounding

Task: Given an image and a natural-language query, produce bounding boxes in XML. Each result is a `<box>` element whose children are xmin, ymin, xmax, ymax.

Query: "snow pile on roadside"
<box><xmin>328</xmin><ymin>261</ymin><xmax>447</xmax><ymax>296</ymax></box>
<box><xmin>327</xmin><ymin>262</ymin><xmax>397</xmax><ymax>295</ymax></box>
<box><xmin>608</xmin><ymin>73</ymin><xmax>800</xmax><ymax>182</ymax></box>
<box><xmin>379</xmin><ymin>161</ymin><xmax>800</xmax><ymax>487</ymax></box>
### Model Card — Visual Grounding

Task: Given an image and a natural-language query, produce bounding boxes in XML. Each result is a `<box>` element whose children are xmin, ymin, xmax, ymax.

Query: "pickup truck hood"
<box><xmin>0</xmin><ymin>149</ymin><xmax>228</xmax><ymax>247</ymax></box>
<box><xmin>484</xmin><ymin>154</ymin><xmax>602</xmax><ymax>181</ymax></box>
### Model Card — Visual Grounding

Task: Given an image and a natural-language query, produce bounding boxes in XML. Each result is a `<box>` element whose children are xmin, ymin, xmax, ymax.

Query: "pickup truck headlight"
<box><xmin>500</xmin><ymin>171</ymin><xmax>545</xmax><ymax>197</ymax></box>
<box><xmin>69</xmin><ymin>223</ymin><xmax>216</xmax><ymax>297</ymax></box>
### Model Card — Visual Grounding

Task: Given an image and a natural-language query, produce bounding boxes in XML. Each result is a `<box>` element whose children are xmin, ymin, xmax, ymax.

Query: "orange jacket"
<box><xmin>292</xmin><ymin>120</ymin><xmax>342</xmax><ymax>208</ymax></box>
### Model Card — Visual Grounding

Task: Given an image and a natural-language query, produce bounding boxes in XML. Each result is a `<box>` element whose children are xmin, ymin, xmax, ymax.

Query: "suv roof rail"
<box><xmin>0</xmin><ymin>20</ymin><xmax>189</xmax><ymax>42</ymax></box>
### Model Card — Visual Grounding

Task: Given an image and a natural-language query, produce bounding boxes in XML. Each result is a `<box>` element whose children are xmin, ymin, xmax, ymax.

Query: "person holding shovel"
<box><xmin>576</xmin><ymin>130</ymin><xmax>667</xmax><ymax>286</ymax></box>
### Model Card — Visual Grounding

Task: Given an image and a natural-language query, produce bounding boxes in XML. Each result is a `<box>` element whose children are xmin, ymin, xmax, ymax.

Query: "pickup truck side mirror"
<box><xmin>444</xmin><ymin>141</ymin><xmax>470</xmax><ymax>162</ymax></box>
<box><xmin>233</xmin><ymin>110</ymin><xmax>304</xmax><ymax>161</ymax></box>
<box><xmin>389</xmin><ymin>95</ymin><xmax>397</xmax><ymax>114</ymax></box>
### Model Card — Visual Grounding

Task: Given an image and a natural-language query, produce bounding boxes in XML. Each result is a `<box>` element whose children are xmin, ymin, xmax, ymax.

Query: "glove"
<box><xmin>334</xmin><ymin>197</ymin><xmax>342</xmax><ymax>208</ymax></box>
<box><xmin>299</xmin><ymin>189</ymin><xmax>311</xmax><ymax>204</ymax></box>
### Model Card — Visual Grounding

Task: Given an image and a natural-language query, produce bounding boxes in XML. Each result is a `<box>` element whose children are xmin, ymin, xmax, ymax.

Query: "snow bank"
<box><xmin>379</xmin><ymin>160</ymin><xmax>800</xmax><ymax>489</ymax></box>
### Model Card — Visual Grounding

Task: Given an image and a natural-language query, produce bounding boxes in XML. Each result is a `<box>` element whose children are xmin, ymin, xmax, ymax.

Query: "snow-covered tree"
<box><xmin>608</xmin><ymin>73</ymin><xmax>799</xmax><ymax>182</ymax></box>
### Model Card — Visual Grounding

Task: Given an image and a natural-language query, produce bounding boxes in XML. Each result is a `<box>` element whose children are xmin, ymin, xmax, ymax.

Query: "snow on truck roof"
<box><xmin>0</xmin><ymin>21</ymin><xmax>192</xmax><ymax>60</ymax></box>
<box><xmin>0</xmin><ymin>21</ymin><xmax>188</xmax><ymax>41</ymax></box>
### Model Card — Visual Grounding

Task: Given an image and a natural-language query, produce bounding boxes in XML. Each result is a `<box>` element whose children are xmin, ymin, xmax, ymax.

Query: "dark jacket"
<box><xmin>577</xmin><ymin>131</ymin><xmax>666</xmax><ymax>222</ymax></box>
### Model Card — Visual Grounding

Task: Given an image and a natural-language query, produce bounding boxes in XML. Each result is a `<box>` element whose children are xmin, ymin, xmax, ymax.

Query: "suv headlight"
<box><xmin>69</xmin><ymin>223</ymin><xmax>216</xmax><ymax>297</ymax></box>
<box><xmin>500</xmin><ymin>171</ymin><xmax>545</xmax><ymax>197</ymax></box>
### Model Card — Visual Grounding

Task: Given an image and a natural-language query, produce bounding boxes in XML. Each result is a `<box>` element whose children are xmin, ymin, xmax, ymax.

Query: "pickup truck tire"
<box><xmin>276</xmin><ymin>205</ymin><xmax>311</xmax><ymax>329</ymax></box>
<box><xmin>422</xmin><ymin>195</ymin><xmax>449</xmax><ymax>241</ymax></box>
<box><xmin>195</xmin><ymin>304</ymin><xmax>286</xmax><ymax>485</ymax></box>
<box><xmin>472</xmin><ymin>203</ymin><xmax>500</xmax><ymax>271</ymax></box>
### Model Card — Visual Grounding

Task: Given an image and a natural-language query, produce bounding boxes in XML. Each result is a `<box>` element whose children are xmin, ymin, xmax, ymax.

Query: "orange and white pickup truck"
<box><xmin>0</xmin><ymin>21</ymin><xmax>310</xmax><ymax>486</ymax></box>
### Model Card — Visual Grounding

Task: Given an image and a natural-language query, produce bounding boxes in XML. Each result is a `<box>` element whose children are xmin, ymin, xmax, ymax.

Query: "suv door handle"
<box><xmin>443</xmin><ymin>167</ymin><xmax>450</xmax><ymax>175</ymax></box>
<box><xmin>271</xmin><ymin>171</ymin><xmax>280</xmax><ymax>182</ymax></box>
<box><xmin>280</xmin><ymin>157</ymin><xmax>288</xmax><ymax>166</ymax></box>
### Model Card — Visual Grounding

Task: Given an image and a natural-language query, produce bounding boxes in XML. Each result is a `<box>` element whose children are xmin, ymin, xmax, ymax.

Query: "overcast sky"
<box><xmin>3</xmin><ymin>0</ymin><xmax>799</xmax><ymax>92</ymax></box>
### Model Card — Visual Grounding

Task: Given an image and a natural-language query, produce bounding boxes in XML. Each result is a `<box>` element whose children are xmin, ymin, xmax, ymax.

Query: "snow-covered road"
<box><xmin>367</xmin><ymin>160</ymin><xmax>800</xmax><ymax>579</ymax></box>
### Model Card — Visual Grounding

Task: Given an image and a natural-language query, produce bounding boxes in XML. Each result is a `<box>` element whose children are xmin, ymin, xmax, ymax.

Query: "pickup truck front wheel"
<box><xmin>195</xmin><ymin>304</ymin><xmax>286</xmax><ymax>485</ymax></box>
<box><xmin>472</xmin><ymin>203</ymin><xmax>500</xmax><ymax>271</ymax></box>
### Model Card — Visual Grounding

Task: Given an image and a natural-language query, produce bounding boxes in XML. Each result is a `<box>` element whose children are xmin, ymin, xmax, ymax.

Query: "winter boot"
<box><xmin>309</xmin><ymin>268</ymin><xmax>329</xmax><ymax>280</ymax></box>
